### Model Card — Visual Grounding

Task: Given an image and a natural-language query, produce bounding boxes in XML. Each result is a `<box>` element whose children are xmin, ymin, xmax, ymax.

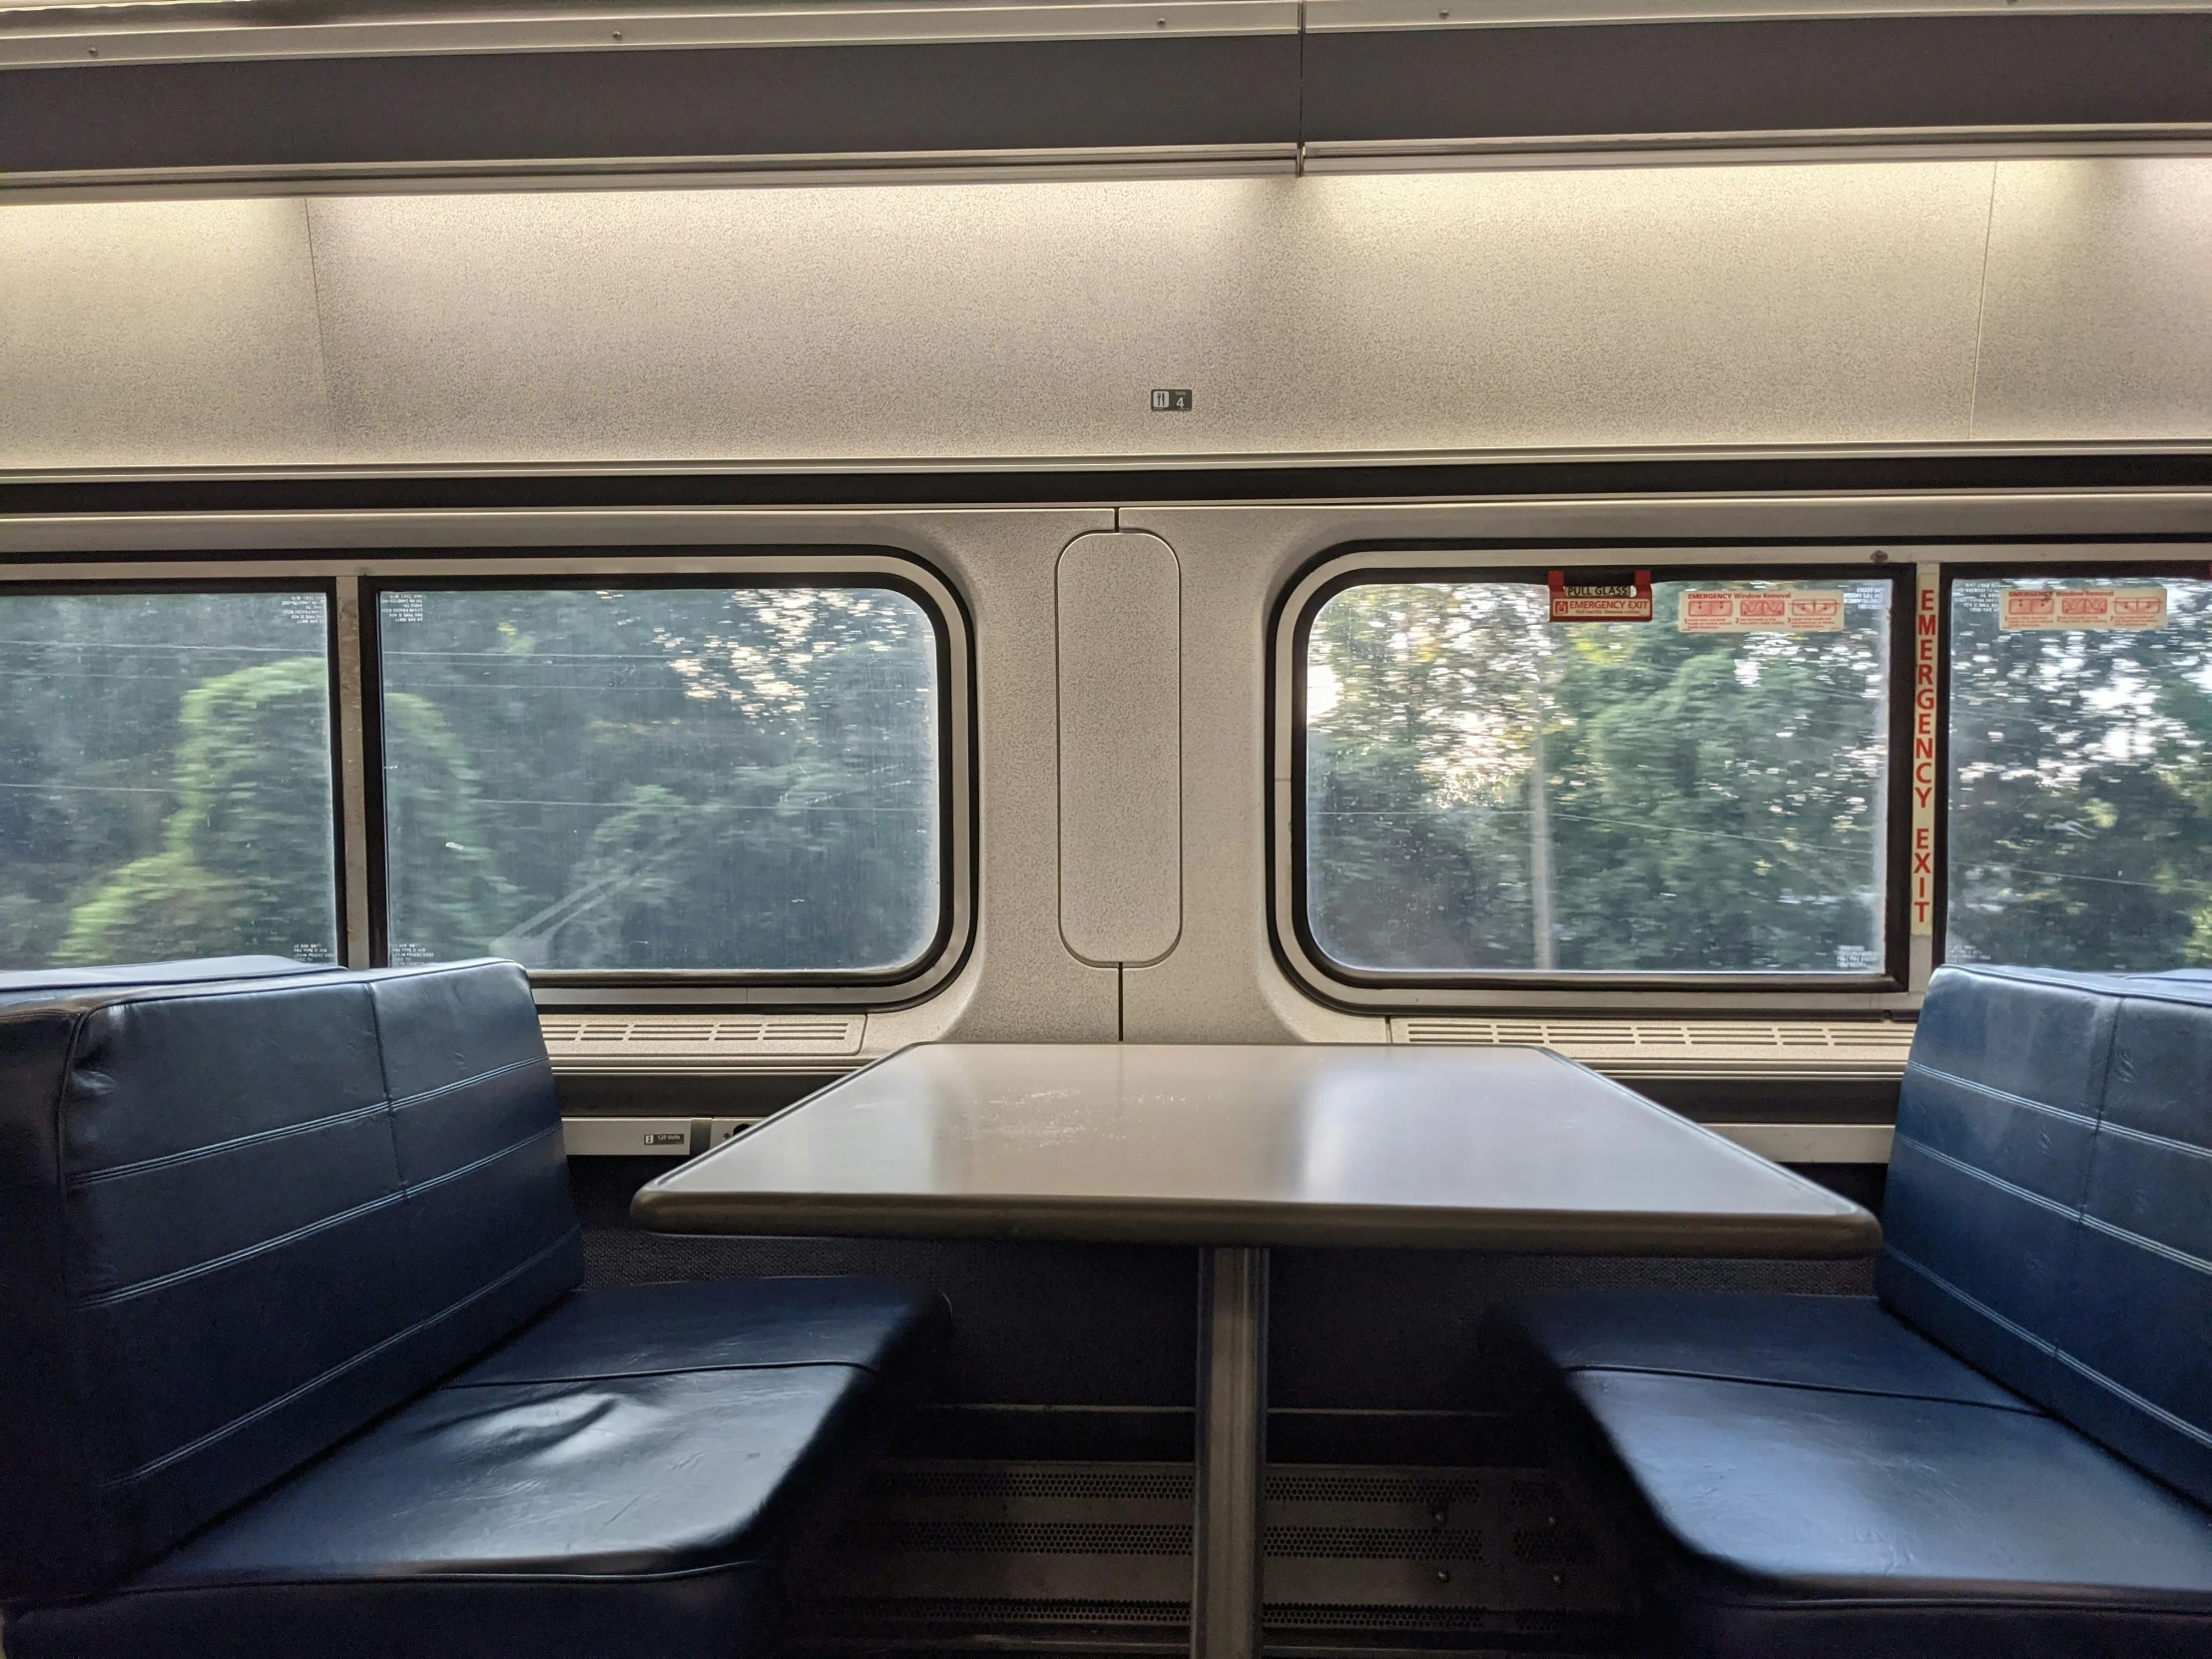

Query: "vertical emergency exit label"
<box><xmin>1912</xmin><ymin>565</ymin><xmax>1940</xmax><ymax>936</ymax></box>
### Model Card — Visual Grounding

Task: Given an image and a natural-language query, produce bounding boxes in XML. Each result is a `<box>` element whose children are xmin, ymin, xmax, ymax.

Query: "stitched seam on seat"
<box><xmin>1903</xmin><ymin>1131</ymin><xmax>2212</xmax><ymax>1284</ymax></box>
<box><xmin>1905</xmin><ymin>1062</ymin><xmax>2098</xmax><ymax>1132</ymax></box>
<box><xmin>2078</xmin><ymin>1211</ymin><xmax>2212</xmax><ymax>1282</ymax></box>
<box><xmin>2047</xmin><ymin>1343</ymin><xmax>2212</xmax><ymax>1455</ymax></box>
<box><xmin>67</xmin><ymin>1102</ymin><xmax>393</xmax><ymax>1189</ymax></box>
<box><xmin>74</xmin><ymin>1188</ymin><xmax>407</xmax><ymax>1310</ymax></box>
<box><xmin>388</xmin><ymin>1056</ymin><xmax>545</xmax><ymax>1114</ymax></box>
<box><xmin>401</xmin><ymin>1122</ymin><xmax>562</xmax><ymax>1199</ymax></box>
<box><xmin>1569</xmin><ymin>1363</ymin><xmax>2043</xmax><ymax>1414</ymax></box>
<box><xmin>100</xmin><ymin>1226</ymin><xmax>580</xmax><ymax>1490</ymax></box>
<box><xmin>1838</xmin><ymin>1258</ymin><xmax>2212</xmax><ymax>1496</ymax></box>
<box><xmin>1884</xmin><ymin>1247</ymin><xmax>2060</xmax><ymax>1363</ymax></box>
<box><xmin>55</xmin><ymin>1005</ymin><xmax>103</xmax><ymax>1568</ymax></box>
<box><xmin>448</xmin><ymin>1356</ymin><xmax>884</xmax><ymax>1388</ymax></box>
<box><xmin>2092</xmin><ymin>1116</ymin><xmax>2212</xmax><ymax>1164</ymax></box>
<box><xmin>74</xmin><ymin>1123</ymin><xmax>561</xmax><ymax>1309</ymax></box>
<box><xmin>1892</xmin><ymin>1133</ymin><xmax>2078</xmax><ymax>1222</ymax></box>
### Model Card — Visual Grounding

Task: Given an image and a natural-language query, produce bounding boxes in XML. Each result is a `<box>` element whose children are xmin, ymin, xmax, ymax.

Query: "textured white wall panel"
<box><xmin>1972</xmin><ymin>158</ymin><xmax>2212</xmax><ymax>442</ymax></box>
<box><xmin>5</xmin><ymin>157</ymin><xmax>2207</xmax><ymax>471</ymax></box>
<box><xmin>1057</xmin><ymin>531</ymin><xmax>1183</xmax><ymax>966</ymax></box>
<box><xmin>301</xmin><ymin>182</ymin><xmax>1287</xmax><ymax>466</ymax></box>
<box><xmin>299</xmin><ymin>166</ymin><xmax>1992</xmax><ymax>463</ymax></box>
<box><xmin>874</xmin><ymin>509</ymin><xmax>1126</xmax><ymax>1043</ymax></box>
<box><xmin>0</xmin><ymin>198</ymin><xmax>334</xmax><ymax>470</ymax></box>
<box><xmin>1269</xmin><ymin>162</ymin><xmax>1991</xmax><ymax>453</ymax></box>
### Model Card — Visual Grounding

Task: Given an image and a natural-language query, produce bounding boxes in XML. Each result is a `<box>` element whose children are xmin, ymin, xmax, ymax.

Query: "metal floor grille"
<box><xmin>802</xmin><ymin>1460</ymin><xmax>1635</xmax><ymax>1656</ymax></box>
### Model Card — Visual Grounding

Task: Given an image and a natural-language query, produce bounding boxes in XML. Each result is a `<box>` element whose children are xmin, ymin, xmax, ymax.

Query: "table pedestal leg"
<box><xmin>1193</xmin><ymin>1245</ymin><xmax>1269</xmax><ymax>1659</ymax></box>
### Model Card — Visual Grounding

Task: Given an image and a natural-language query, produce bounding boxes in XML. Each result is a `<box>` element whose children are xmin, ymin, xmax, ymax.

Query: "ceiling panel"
<box><xmin>1972</xmin><ymin>157</ymin><xmax>2212</xmax><ymax>443</ymax></box>
<box><xmin>0</xmin><ymin>197</ymin><xmax>334</xmax><ymax>472</ymax></box>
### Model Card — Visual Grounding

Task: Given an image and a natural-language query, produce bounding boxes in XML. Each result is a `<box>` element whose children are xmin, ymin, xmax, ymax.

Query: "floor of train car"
<box><xmin>573</xmin><ymin>1160</ymin><xmax>1881</xmax><ymax>1659</ymax></box>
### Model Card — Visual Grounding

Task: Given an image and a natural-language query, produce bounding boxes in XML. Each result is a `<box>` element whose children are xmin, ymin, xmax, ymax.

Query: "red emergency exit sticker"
<box><xmin>1549</xmin><ymin>569</ymin><xmax>1652</xmax><ymax>623</ymax></box>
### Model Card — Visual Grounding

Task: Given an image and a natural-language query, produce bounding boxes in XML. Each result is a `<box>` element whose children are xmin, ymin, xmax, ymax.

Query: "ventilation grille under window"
<box><xmin>1389</xmin><ymin>1018</ymin><xmax>1913</xmax><ymax>1080</ymax></box>
<box><xmin>539</xmin><ymin>1014</ymin><xmax>864</xmax><ymax>1071</ymax></box>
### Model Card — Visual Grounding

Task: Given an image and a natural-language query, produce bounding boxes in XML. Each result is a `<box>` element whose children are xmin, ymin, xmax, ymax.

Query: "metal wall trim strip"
<box><xmin>1301</xmin><ymin>124</ymin><xmax>2212</xmax><ymax>171</ymax></box>
<box><xmin>332</xmin><ymin>573</ymin><xmax>373</xmax><ymax>968</ymax></box>
<box><xmin>7</xmin><ymin>442</ymin><xmax>2212</xmax><ymax>494</ymax></box>
<box><xmin>0</xmin><ymin>144</ymin><xmax>1303</xmax><ymax>203</ymax></box>
<box><xmin>6</xmin><ymin>0</ymin><xmax>2188</xmax><ymax>70</ymax></box>
<box><xmin>1306</xmin><ymin>0</ymin><xmax>2212</xmax><ymax>32</ymax></box>
<box><xmin>0</xmin><ymin>0</ymin><xmax>1300</xmax><ymax>70</ymax></box>
<box><xmin>1708</xmin><ymin>1122</ymin><xmax>1895</xmax><ymax>1164</ymax></box>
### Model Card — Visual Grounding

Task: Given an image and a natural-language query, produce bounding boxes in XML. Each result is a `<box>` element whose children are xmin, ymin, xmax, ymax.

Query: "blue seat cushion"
<box><xmin>1496</xmin><ymin>1292</ymin><xmax>2212</xmax><ymax>1657</ymax></box>
<box><xmin>1571</xmin><ymin>1372</ymin><xmax>2212</xmax><ymax>1658</ymax></box>
<box><xmin>464</xmin><ymin>1278</ymin><xmax>941</xmax><ymax>1384</ymax></box>
<box><xmin>9</xmin><ymin>1278</ymin><xmax>943</xmax><ymax>1659</ymax></box>
<box><xmin>1497</xmin><ymin>1290</ymin><xmax>2028</xmax><ymax>1408</ymax></box>
<box><xmin>0</xmin><ymin>958</ymin><xmax>580</xmax><ymax>1599</ymax></box>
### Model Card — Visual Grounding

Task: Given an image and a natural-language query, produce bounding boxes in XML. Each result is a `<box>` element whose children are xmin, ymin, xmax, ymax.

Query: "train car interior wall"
<box><xmin>4</xmin><ymin>0</ymin><xmax>2212</xmax><ymax>1655</ymax></box>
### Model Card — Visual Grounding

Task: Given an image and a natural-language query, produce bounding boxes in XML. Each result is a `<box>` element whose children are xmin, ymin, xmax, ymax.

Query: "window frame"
<box><xmin>0</xmin><ymin>549</ymin><xmax>974</xmax><ymax>1010</ymax></box>
<box><xmin>360</xmin><ymin>559</ymin><xmax>969</xmax><ymax>997</ymax></box>
<box><xmin>1271</xmin><ymin>545</ymin><xmax>1918</xmax><ymax>1010</ymax></box>
<box><xmin>0</xmin><ymin>575</ymin><xmax>350</xmax><ymax>969</ymax></box>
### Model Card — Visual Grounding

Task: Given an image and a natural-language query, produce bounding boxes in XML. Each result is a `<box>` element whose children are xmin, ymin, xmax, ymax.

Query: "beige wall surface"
<box><xmin>6</xmin><ymin>156</ymin><xmax>2205</xmax><ymax>474</ymax></box>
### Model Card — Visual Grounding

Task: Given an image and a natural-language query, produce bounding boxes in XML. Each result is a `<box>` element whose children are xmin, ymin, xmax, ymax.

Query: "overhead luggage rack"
<box><xmin>6</xmin><ymin>0</ymin><xmax>2208</xmax><ymax>194</ymax></box>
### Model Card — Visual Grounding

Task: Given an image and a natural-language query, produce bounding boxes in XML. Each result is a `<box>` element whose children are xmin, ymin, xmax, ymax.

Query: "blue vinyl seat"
<box><xmin>1490</xmin><ymin>965</ymin><xmax>2212</xmax><ymax>1658</ymax></box>
<box><xmin>0</xmin><ymin>957</ymin><xmax>939</xmax><ymax>1659</ymax></box>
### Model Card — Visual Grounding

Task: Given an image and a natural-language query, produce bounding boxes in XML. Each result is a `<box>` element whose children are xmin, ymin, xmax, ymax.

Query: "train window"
<box><xmin>373</xmin><ymin>583</ymin><xmax>944</xmax><ymax>975</ymax></box>
<box><xmin>1945</xmin><ymin>574</ymin><xmax>2212</xmax><ymax>971</ymax></box>
<box><xmin>1299</xmin><ymin>574</ymin><xmax>1896</xmax><ymax>978</ymax></box>
<box><xmin>0</xmin><ymin>590</ymin><xmax>338</xmax><ymax>969</ymax></box>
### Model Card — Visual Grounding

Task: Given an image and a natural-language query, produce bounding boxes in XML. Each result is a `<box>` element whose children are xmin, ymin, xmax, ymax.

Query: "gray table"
<box><xmin>635</xmin><ymin>1044</ymin><xmax>1880</xmax><ymax>1659</ymax></box>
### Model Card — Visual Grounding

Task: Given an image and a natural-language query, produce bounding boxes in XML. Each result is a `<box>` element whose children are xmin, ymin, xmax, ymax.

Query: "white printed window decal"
<box><xmin>1997</xmin><ymin>587</ymin><xmax>2167</xmax><ymax>631</ymax></box>
<box><xmin>1679</xmin><ymin>589</ymin><xmax>1847</xmax><ymax>633</ymax></box>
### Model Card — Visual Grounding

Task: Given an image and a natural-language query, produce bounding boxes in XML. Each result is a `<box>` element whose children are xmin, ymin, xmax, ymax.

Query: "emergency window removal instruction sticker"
<box><xmin>1998</xmin><ymin>587</ymin><xmax>2167</xmax><ymax>631</ymax></box>
<box><xmin>1678</xmin><ymin>589</ymin><xmax>1847</xmax><ymax>633</ymax></box>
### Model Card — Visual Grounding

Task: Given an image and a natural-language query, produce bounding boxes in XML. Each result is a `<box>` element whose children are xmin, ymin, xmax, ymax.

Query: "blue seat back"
<box><xmin>1881</xmin><ymin>964</ymin><xmax>2212</xmax><ymax>1508</ymax></box>
<box><xmin>0</xmin><ymin>958</ymin><xmax>581</xmax><ymax>1601</ymax></box>
<box><xmin>0</xmin><ymin>956</ymin><xmax>339</xmax><ymax>1011</ymax></box>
